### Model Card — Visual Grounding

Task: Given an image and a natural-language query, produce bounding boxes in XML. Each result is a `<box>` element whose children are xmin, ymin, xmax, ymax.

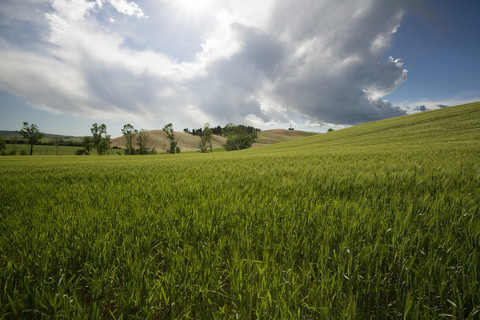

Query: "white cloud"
<box><xmin>0</xmin><ymin>45</ymin><xmax>88</xmax><ymax>112</ymax></box>
<box><xmin>396</xmin><ymin>91</ymin><xmax>480</xmax><ymax>114</ymax></box>
<box><xmin>51</xmin><ymin>0</ymin><xmax>97</xmax><ymax>21</ymax></box>
<box><xmin>0</xmin><ymin>0</ymin><xmax>415</xmax><ymax>130</ymax></box>
<box><xmin>106</xmin><ymin>0</ymin><xmax>147</xmax><ymax>18</ymax></box>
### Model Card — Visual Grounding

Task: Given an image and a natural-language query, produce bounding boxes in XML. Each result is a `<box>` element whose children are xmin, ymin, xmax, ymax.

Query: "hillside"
<box><xmin>252</xmin><ymin>129</ymin><xmax>318</xmax><ymax>148</ymax></box>
<box><xmin>0</xmin><ymin>131</ymin><xmax>17</xmax><ymax>136</ymax></box>
<box><xmin>111</xmin><ymin>129</ymin><xmax>318</xmax><ymax>152</ymax></box>
<box><xmin>250</xmin><ymin>101</ymin><xmax>480</xmax><ymax>154</ymax></box>
<box><xmin>111</xmin><ymin>130</ymin><xmax>227</xmax><ymax>152</ymax></box>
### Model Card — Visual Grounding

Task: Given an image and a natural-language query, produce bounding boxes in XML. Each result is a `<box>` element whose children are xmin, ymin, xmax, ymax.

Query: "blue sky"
<box><xmin>384</xmin><ymin>1</ymin><xmax>480</xmax><ymax>108</ymax></box>
<box><xmin>0</xmin><ymin>0</ymin><xmax>479</xmax><ymax>137</ymax></box>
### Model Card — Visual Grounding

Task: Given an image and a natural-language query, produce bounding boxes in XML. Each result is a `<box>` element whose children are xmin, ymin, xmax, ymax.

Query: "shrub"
<box><xmin>225</xmin><ymin>134</ymin><xmax>256</xmax><ymax>151</ymax></box>
<box><xmin>75</xmin><ymin>149</ymin><xmax>86</xmax><ymax>155</ymax></box>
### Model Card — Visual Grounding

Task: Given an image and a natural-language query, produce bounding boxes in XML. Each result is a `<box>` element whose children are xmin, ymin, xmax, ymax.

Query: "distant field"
<box><xmin>1</xmin><ymin>133</ymin><xmax>84</xmax><ymax>155</ymax></box>
<box><xmin>0</xmin><ymin>133</ymin><xmax>83</xmax><ymax>143</ymax></box>
<box><xmin>1</xmin><ymin>102</ymin><xmax>479</xmax><ymax>318</ymax></box>
<box><xmin>4</xmin><ymin>144</ymin><xmax>80</xmax><ymax>155</ymax></box>
<box><xmin>253</xmin><ymin>129</ymin><xmax>318</xmax><ymax>147</ymax></box>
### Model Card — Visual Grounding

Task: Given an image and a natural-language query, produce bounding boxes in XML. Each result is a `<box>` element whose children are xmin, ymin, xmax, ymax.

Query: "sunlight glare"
<box><xmin>175</xmin><ymin>0</ymin><xmax>212</xmax><ymax>18</ymax></box>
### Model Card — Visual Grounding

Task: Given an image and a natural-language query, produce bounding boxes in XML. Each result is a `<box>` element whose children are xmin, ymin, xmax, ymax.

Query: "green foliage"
<box><xmin>122</xmin><ymin>124</ymin><xmax>138</xmax><ymax>155</ymax></box>
<box><xmin>162</xmin><ymin>123</ymin><xmax>174</xmax><ymax>140</ymax></box>
<box><xmin>18</xmin><ymin>122</ymin><xmax>44</xmax><ymax>155</ymax></box>
<box><xmin>0</xmin><ymin>137</ymin><xmax>5</xmax><ymax>155</ymax></box>
<box><xmin>189</xmin><ymin>124</ymin><xmax>256</xmax><ymax>137</ymax></box>
<box><xmin>81</xmin><ymin>136</ymin><xmax>93</xmax><ymax>155</ymax></box>
<box><xmin>121</xmin><ymin>125</ymin><xmax>150</xmax><ymax>155</ymax></box>
<box><xmin>1</xmin><ymin>102</ymin><xmax>479</xmax><ymax>318</ymax></box>
<box><xmin>163</xmin><ymin>123</ymin><xmax>180</xmax><ymax>154</ymax></box>
<box><xmin>90</xmin><ymin>123</ymin><xmax>111</xmax><ymax>155</ymax></box>
<box><xmin>224</xmin><ymin>124</ymin><xmax>258</xmax><ymax>151</ymax></box>
<box><xmin>75</xmin><ymin>149</ymin><xmax>86</xmax><ymax>155</ymax></box>
<box><xmin>199</xmin><ymin>123</ymin><xmax>213</xmax><ymax>153</ymax></box>
<box><xmin>136</xmin><ymin>129</ymin><xmax>149</xmax><ymax>155</ymax></box>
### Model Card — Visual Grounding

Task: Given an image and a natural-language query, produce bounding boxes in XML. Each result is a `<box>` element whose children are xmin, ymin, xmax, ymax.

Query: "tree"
<box><xmin>191</xmin><ymin>128</ymin><xmax>203</xmax><ymax>136</ymax></box>
<box><xmin>101</xmin><ymin>135</ymin><xmax>112</xmax><ymax>155</ymax></box>
<box><xmin>90</xmin><ymin>123</ymin><xmax>111</xmax><ymax>155</ymax></box>
<box><xmin>327</xmin><ymin>128</ymin><xmax>335</xmax><ymax>132</ymax></box>
<box><xmin>199</xmin><ymin>122</ymin><xmax>213</xmax><ymax>153</ymax></box>
<box><xmin>212</xmin><ymin>125</ymin><xmax>222</xmax><ymax>135</ymax></box>
<box><xmin>223</xmin><ymin>122</ymin><xmax>235</xmax><ymax>137</ymax></box>
<box><xmin>136</xmin><ymin>129</ymin><xmax>149</xmax><ymax>155</ymax></box>
<box><xmin>163</xmin><ymin>123</ymin><xmax>180</xmax><ymax>154</ymax></box>
<box><xmin>81</xmin><ymin>136</ymin><xmax>93</xmax><ymax>155</ymax></box>
<box><xmin>122</xmin><ymin>124</ymin><xmax>138</xmax><ymax>155</ymax></box>
<box><xmin>18</xmin><ymin>122</ymin><xmax>44</xmax><ymax>155</ymax></box>
<box><xmin>163</xmin><ymin>123</ymin><xmax>174</xmax><ymax>140</ymax></box>
<box><xmin>225</xmin><ymin>134</ymin><xmax>256</xmax><ymax>151</ymax></box>
<box><xmin>0</xmin><ymin>137</ymin><xmax>6</xmax><ymax>155</ymax></box>
<box><xmin>224</xmin><ymin>124</ymin><xmax>258</xmax><ymax>151</ymax></box>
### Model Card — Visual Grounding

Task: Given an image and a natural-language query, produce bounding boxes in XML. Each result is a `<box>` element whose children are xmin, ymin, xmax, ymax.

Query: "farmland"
<box><xmin>2</xmin><ymin>144</ymin><xmax>80</xmax><ymax>156</ymax></box>
<box><xmin>1</xmin><ymin>102</ymin><xmax>479</xmax><ymax>319</ymax></box>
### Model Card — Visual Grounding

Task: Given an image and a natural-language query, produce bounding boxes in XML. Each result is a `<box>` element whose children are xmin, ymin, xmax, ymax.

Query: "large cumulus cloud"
<box><xmin>261</xmin><ymin>0</ymin><xmax>408</xmax><ymax>124</ymax></box>
<box><xmin>0</xmin><ymin>0</ymin><xmax>412</xmax><ymax>129</ymax></box>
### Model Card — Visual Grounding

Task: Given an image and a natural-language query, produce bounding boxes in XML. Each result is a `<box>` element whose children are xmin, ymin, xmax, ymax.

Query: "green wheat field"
<box><xmin>1</xmin><ymin>102</ymin><xmax>479</xmax><ymax>319</ymax></box>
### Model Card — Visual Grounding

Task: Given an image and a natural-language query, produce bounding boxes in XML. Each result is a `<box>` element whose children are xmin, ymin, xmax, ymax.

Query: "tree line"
<box><xmin>1</xmin><ymin>121</ymin><xmax>261</xmax><ymax>156</ymax></box>
<box><xmin>115</xmin><ymin>122</ymin><xmax>260</xmax><ymax>154</ymax></box>
<box><xmin>185</xmin><ymin>124</ymin><xmax>260</xmax><ymax>137</ymax></box>
<box><xmin>188</xmin><ymin>123</ymin><xmax>260</xmax><ymax>152</ymax></box>
<box><xmin>79</xmin><ymin>122</ymin><xmax>183</xmax><ymax>155</ymax></box>
<box><xmin>78</xmin><ymin>123</ymin><xmax>158</xmax><ymax>155</ymax></box>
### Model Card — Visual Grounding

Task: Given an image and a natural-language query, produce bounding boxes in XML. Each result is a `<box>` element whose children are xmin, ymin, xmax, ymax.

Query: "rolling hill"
<box><xmin>252</xmin><ymin>129</ymin><xmax>318</xmax><ymax>148</ymax></box>
<box><xmin>110</xmin><ymin>129</ymin><xmax>318</xmax><ymax>152</ymax></box>
<box><xmin>249</xmin><ymin>101</ymin><xmax>480</xmax><ymax>154</ymax></box>
<box><xmin>111</xmin><ymin>130</ymin><xmax>227</xmax><ymax>153</ymax></box>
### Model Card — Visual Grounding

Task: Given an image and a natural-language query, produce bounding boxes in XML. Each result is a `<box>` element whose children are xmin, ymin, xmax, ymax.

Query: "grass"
<box><xmin>254</xmin><ymin>129</ymin><xmax>318</xmax><ymax>146</ymax></box>
<box><xmin>3</xmin><ymin>144</ymin><xmax>81</xmax><ymax>156</ymax></box>
<box><xmin>0</xmin><ymin>102</ymin><xmax>479</xmax><ymax>319</ymax></box>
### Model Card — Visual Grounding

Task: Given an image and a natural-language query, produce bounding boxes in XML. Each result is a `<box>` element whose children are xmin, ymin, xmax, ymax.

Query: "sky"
<box><xmin>0</xmin><ymin>0</ymin><xmax>479</xmax><ymax>137</ymax></box>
